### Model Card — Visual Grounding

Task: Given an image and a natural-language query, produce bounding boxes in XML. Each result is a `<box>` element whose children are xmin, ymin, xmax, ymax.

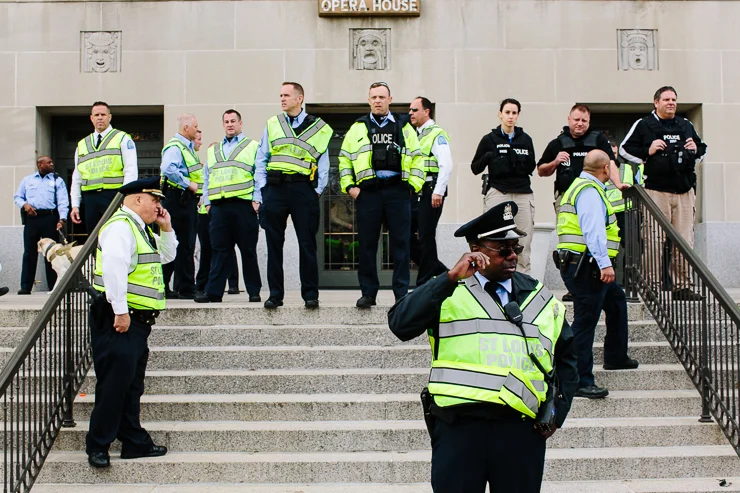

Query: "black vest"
<box><xmin>487</xmin><ymin>130</ymin><xmax>532</xmax><ymax>180</ymax></box>
<box><xmin>555</xmin><ymin>131</ymin><xmax>599</xmax><ymax>193</ymax></box>
<box><xmin>643</xmin><ymin>116</ymin><xmax>695</xmax><ymax>177</ymax></box>
<box><xmin>367</xmin><ymin>117</ymin><xmax>402</xmax><ymax>172</ymax></box>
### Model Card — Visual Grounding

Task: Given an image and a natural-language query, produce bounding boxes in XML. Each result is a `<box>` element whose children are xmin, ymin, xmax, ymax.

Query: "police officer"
<box><xmin>408</xmin><ymin>96</ymin><xmax>451</xmax><ymax>286</ymax></box>
<box><xmin>389</xmin><ymin>201</ymin><xmax>578</xmax><ymax>493</ymax></box>
<box><xmin>254</xmin><ymin>82</ymin><xmax>333</xmax><ymax>309</ymax></box>
<box><xmin>70</xmin><ymin>101</ymin><xmax>138</xmax><ymax>232</ymax></box>
<box><xmin>14</xmin><ymin>156</ymin><xmax>69</xmax><ymax>294</ymax></box>
<box><xmin>556</xmin><ymin>150</ymin><xmax>639</xmax><ymax>400</ymax></box>
<box><xmin>339</xmin><ymin>82</ymin><xmax>425</xmax><ymax>307</ymax></box>
<box><xmin>86</xmin><ymin>176</ymin><xmax>176</xmax><ymax>468</ymax></box>
<box><xmin>160</xmin><ymin>113</ymin><xmax>202</xmax><ymax>299</ymax></box>
<box><xmin>471</xmin><ymin>98</ymin><xmax>537</xmax><ymax>274</ymax></box>
<box><xmin>195</xmin><ymin>110</ymin><xmax>262</xmax><ymax>303</ymax></box>
<box><xmin>620</xmin><ymin>86</ymin><xmax>707</xmax><ymax>301</ymax></box>
<box><xmin>606</xmin><ymin>141</ymin><xmax>644</xmax><ymax>243</ymax></box>
<box><xmin>195</xmin><ymin>138</ymin><xmax>239</xmax><ymax>297</ymax></box>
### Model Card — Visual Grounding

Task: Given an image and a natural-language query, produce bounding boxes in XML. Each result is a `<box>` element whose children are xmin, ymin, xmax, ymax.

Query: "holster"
<box><xmin>534</xmin><ymin>377</ymin><xmax>558</xmax><ymax>433</ymax></box>
<box><xmin>420</xmin><ymin>388</ymin><xmax>436</xmax><ymax>440</ymax></box>
<box><xmin>553</xmin><ymin>250</ymin><xmax>572</xmax><ymax>273</ymax></box>
<box><xmin>178</xmin><ymin>188</ymin><xmax>195</xmax><ymax>207</ymax></box>
<box><xmin>481</xmin><ymin>173</ymin><xmax>489</xmax><ymax>195</ymax></box>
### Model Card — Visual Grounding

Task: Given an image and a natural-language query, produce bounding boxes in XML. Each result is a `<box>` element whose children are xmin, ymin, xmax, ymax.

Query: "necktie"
<box><xmin>483</xmin><ymin>282</ymin><xmax>502</xmax><ymax>305</ymax></box>
<box><xmin>145</xmin><ymin>228</ymin><xmax>157</xmax><ymax>249</ymax></box>
<box><xmin>96</xmin><ymin>134</ymin><xmax>102</xmax><ymax>148</ymax></box>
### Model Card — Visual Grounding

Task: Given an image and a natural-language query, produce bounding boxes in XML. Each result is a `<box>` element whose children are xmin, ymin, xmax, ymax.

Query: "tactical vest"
<box><xmin>487</xmin><ymin>130</ymin><xmax>532</xmax><ymax>181</ymax></box>
<box><xmin>93</xmin><ymin>209</ymin><xmax>166</xmax><ymax>311</ymax></box>
<box><xmin>162</xmin><ymin>138</ymin><xmax>204</xmax><ymax>194</ymax></box>
<box><xmin>557</xmin><ymin>177</ymin><xmax>621</xmax><ymax>258</ymax></box>
<box><xmin>427</xmin><ymin>276</ymin><xmax>564</xmax><ymax>419</ymax></box>
<box><xmin>368</xmin><ymin>119</ymin><xmax>401</xmax><ymax>173</ymax></box>
<box><xmin>77</xmin><ymin>129</ymin><xmax>127</xmax><ymax>192</ymax></box>
<box><xmin>266</xmin><ymin>113</ymin><xmax>333</xmax><ymax>177</ymax></box>
<box><xmin>418</xmin><ymin>124</ymin><xmax>450</xmax><ymax>174</ymax></box>
<box><xmin>605</xmin><ymin>163</ymin><xmax>644</xmax><ymax>213</ymax></box>
<box><xmin>338</xmin><ymin>115</ymin><xmax>425</xmax><ymax>193</ymax></box>
<box><xmin>643</xmin><ymin>117</ymin><xmax>695</xmax><ymax>177</ymax></box>
<box><xmin>206</xmin><ymin>138</ymin><xmax>259</xmax><ymax>202</ymax></box>
<box><xmin>555</xmin><ymin>131</ymin><xmax>600</xmax><ymax>193</ymax></box>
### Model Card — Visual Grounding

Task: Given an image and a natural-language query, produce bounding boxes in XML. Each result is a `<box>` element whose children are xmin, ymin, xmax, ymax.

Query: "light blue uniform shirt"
<box><xmin>574</xmin><ymin>171</ymin><xmax>612</xmax><ymax>269</ymax></box>
<box><xmin>369</xmin><ymin>112</ymin><xmax>401</xmax><ymax>179</ymax></box>
<box><xmin>160</xmin><ymin>133</ymin><xmax>195</xmax><ymax>190</ymax></box>
<box><xmin>202</xmin><ymin>133</ymin><xmax>248</xmax><ymax>207</ymax></box>
<box><xmin>475</xmin><ymin>271</ymin><xmax>512</xmax><ymax>305</ymax></box>
<box><xmin>14</xmin><ymin>172</ymin><xmax>70</xmax><ymax>220</ymax></box>
<box><xmin>253</xmin><ymin>109</ymin><xmax>330</xmax><ymax>203</ymax></box>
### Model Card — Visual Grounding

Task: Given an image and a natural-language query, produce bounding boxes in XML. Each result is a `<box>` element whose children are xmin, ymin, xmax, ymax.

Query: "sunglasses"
<box><xmin>409</xmin><ymin>107</ymin><xmax>420</xmax><ymax>113</ymax></box>
<box><xmin>370</xmin><ymin>81</ymin><xmax>389</xmax><ymax>89</ymax></box>
<box><xmin>478</xmin><ymin>244</ymin><xmax>524</xmax><ymax>257</ymax></box>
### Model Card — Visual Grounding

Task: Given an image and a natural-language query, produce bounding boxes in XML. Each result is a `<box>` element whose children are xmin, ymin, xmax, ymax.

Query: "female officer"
<box><xmin>471</xmin><ymin>98</ymin><xmax>537</xmax><ymax>274</ymax></box>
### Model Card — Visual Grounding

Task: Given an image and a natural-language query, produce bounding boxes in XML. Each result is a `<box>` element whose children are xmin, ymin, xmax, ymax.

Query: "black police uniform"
<box><xmin>388</xmin><ymin>203</ymin><xmax>579</xmax><ymax>493</ymax></box>
<box><xmin>86</xmin><ymin>177</ymin><xmax>169</xmax><ymax>467</ymax></box>
<box><xmin>195</xmin><ymin>211</ymin><xmax>238</xmax><ymax>293</ymax></box>
<box><xmin>471</xmin><ymin>125</ymin><xmax>536</xmax><ymax>195</ymax></box>
<box><xmin>352</xmin><ymin>113</ymin><xmax>414</xmax><ymax>302</ymax></box>
<box><xmin>537</xmin><ymin>127</ymin><xmax>616</xmax><ymax>197</ymax></box>
<box><xmin>82</xmin><ymin>189</ymin><xmax>118</xmax><ymax>235</ymax></box>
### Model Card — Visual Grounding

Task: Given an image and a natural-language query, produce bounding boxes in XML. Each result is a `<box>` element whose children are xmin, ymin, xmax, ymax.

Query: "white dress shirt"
<box><xmin>99</xmin><ymin>205</ymin><xmax>178</xmax><ymax>315</ymax></box>
<box><xmin>71</xmin><ymin>125</ymin><xmax>138</xmax><ymax>208</ymax></box>
<box><xmin>417</xmin><ymin>119</ymin><xmax>453</xmax><ymax>196</ymax></box>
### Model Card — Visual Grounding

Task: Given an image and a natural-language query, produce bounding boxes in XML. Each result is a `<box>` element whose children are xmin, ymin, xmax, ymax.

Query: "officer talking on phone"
<box><xmin>388</xmin><ymin>201</ymin><xmax>578</xmax><ymax>493</ymax></box>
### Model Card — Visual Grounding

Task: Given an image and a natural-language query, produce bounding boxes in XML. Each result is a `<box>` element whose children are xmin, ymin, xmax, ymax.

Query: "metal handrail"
<box><xmin>623</xmin><ymin>185</ymin><xmax>740</xmax><ymax>454</ymax></box>
<box><xmin>0</xmin><ymin>194</ymin><xmax>123</xmax><ymax>492</ymax></box>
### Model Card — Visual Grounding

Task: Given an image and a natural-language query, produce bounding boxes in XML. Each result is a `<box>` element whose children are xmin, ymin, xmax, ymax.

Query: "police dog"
<box><xmin>37</xmin><ymin>238</ymin><xmax>84</xmax><ymax>293</ymax></box>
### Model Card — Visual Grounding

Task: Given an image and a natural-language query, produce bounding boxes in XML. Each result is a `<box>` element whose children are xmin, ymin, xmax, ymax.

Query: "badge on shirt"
<box><xmin>127</xmin><ymin>140</ymin><xmax>135</xmax><ymax>150</ymax></box>
<box><xmin>437</xmin><ymin>135</ymin><xmax>448</xmax><ymax>145</ymax></box>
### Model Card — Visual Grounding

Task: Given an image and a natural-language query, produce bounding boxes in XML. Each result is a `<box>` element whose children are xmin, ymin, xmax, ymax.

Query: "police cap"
<box><xmin>117</xmin><ymin>177</ymin><xmax>165</xmax><ymax>199</ymax></box>
<box><xmin>454</xmin><ymin>201</ymin><xmax>526</xmax><ymax>242</ymax></box>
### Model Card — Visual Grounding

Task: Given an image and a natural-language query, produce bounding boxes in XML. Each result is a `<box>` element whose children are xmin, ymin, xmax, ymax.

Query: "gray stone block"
<box><xmin>695</xmin><ymin>222</ymin><xmax>740</xmax><ymax>288</ymax></box>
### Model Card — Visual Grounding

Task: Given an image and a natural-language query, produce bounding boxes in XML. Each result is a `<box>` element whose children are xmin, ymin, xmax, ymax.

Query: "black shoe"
<box><xmin>17</xmin><ymin>289</ymin><xmax>31</xmax><ymax>295</ymax></box>
<box><xmin>120</xmin><ymin>444</ymin><xmax>168</xmax><ymax>460</ymax></box>
<box><xmin>603</xmin><ymin>356</ymin><xmax>639</xmax><ymax>370</ymax></box>
<box><xmin>562</xmin><ymin>292</ymin><xmax>574</xmax><ymax>302</ymax></box>
<box><xmin>672</xmin><ymin>288</ymin><xmax>704</xmax><ymax>301</ymax></box>
<box><xmin>305</xmin><ymin>299</ymin><xmax>319</xmax><ymax>309</ymax></box>
<box><xmin>194</xmin><ymin>293</ymin><xmax>223</xmax><ymax>303</ymax></box>
<box><xmin>178</xmin><ymin>292</ymin><xmax>195</xmax><ymax>300</ymax></box>
<box><xmin>249</xmin><ymin>295</ymin><xmax>261</xmax><ymax>303</ymax></box>
<box><xmin>264</xmin><ymin>297</ymin><xmax>284</xmax><ymax>309</ymax></box>
<box><xmin>87</xmin><ymin>452</ymin><xmax>110</xmax><ymax>468</ymax></box>
<box><xmin>0</xmin><ymin>287</ymin><xmax>8</xmax><ymax>297</ymax></box>
<box><xmin>575</xmin><ymin>385</ymin><xmax>609</xmax><ymax>399</ymax></box>
<box><xmin>165</xmin><ymin>290</ymin><xmax>179</xmax><ymax>300</ymax></box>
<box><xmin>356</xmin><ymin>296</ymin><xmax>376</xmax><ymax>309</ymax></box>
<box><xmin>227</xmin><ymin>287</ymin><xmax>240</xmax><ymax>295</ymax></box>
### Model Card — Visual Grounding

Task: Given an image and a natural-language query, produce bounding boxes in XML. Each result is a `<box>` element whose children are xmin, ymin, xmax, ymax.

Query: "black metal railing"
<box><xmin>0</xmin><ymin>194</ymin><xmax>123</xmax><ymax>492</ymax></box>
<box><xmin>623</xmin><ymin>186</ymin><xmax>740</xmax><ymax>454</ymax></box>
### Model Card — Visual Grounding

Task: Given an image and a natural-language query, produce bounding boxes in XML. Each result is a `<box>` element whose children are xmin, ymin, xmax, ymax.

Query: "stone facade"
<box><xmin>1</xmin><ymin>0</ymin><xmax>738</xmax><ymax>289</ymax></box>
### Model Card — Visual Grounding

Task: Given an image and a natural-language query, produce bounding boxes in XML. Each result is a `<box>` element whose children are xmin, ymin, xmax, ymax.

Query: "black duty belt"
<box><xmin>129</xmin><ymin>308</ymin><xmax>159</xmax><ymax>325</ymax></box>
<box><xmin>30</xmin><ymin>209</ymin><xmax>57</xmax><ymax>217</ymax></box>
<box><xmin>211</xmin><ymin>197</ymin><xmax>249</xmax><ymax>205</ymax></box>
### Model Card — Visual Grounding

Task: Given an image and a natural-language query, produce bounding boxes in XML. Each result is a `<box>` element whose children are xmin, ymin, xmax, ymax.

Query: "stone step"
<box><xmin>30</xmin><ymin>479</ymin><xmax>740</xmax><ymax>493</ymax></box>
<box><xmin>37</xmin><ymin>446</ymin><xmax>740</xmax><ymax>483</ymax></box>
<box><xmin>64</xmin><ymin>390</ymin><xmax>705</xmax><ymax>422</ymax></box>
<box><xmin>50</xmin><ymin>417</ymin><xmax>724</xmax><ymax>452</ymax></box>
<box><xmin>0</xmin><ymin>302</ymin><xmax>649</xmax><ymax>328</ymax></box>
<box><xmin>142</xmin><ymin>341</ymin><xmax>678</xmax><ymax>371</ymax></box>
<box><xmin>76</xmin><ymin>364</ymin><xmax>694</xmax><ymax>395</ymax></box>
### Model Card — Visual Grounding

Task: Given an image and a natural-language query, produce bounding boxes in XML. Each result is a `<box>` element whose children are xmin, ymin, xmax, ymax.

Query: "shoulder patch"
<box><xmin>127</xmin><ymin>140</ymin><xmax>135</xmax><ymax>149</ymax></box>
<box><xmin>437</xmin><ymin>135</ymin><xmax>448</xmax><ymax>145</ymax></box>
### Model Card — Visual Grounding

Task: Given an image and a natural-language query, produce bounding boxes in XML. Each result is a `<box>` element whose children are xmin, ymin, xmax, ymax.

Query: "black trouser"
<box><xmin>356</xmin><ymin>181</ymin><xmax>411</xmax><ymax>300</ymax></box>
<box><xmin>561</xmin><ymin>261</ymin><xmax>629</xmax><ymax>388</ymax></box>
<box><xmin>20</xmin><ymin>212</ymin><xmax>58</xmax><ymax>291</ymax></box>
<box><xmin>196</xmin><ymin>212</ymin><xmax>238</xmax><ymax>292</ymax></box>
<box><xmin>431</xmin><ymin>416</ymin><xmax>546</xmax><ymax>493</ymax></box>
<box><xmin>259</xmin><ymin>181</ymin><xmax>320</xmax><ymax>301</ymax></box>
<box><xmin>86</xmin><ymin>301</ymin><xmax>154</xmax><ymax>456</ymax></box>
<box><xmin>410</xmin><ymin>183</ymin><xmax>447</xmax><ymax>286</ymax></box>
<box><xmin>81</xmin><ymin>189</ymin><xmax>117</xmax><ymax>234</ymax></box>
<box><xmin>162</xmin><ymin>188</ymin><xmax>197</xmax><ymax>295</ymax></box>
<box><xmin>206</xmin><ymin>200</ymin><xmax>261</xmax><ymax>298</ymax></box>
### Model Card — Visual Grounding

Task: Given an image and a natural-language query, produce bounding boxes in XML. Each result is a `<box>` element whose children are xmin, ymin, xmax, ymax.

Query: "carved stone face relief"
<box><xmin>618</xmin><ymin>29</ymin><xmax>657</xmax><ymax>71</ymax></box>
<box><xmin>351</xmin><ymin>28</ymin><xmax>389</xmax><ymax>70</ymax></box>
<box><xmin>81</xmin><ymin>31</ymin><xmax>121</xmax><ymax>73</ymax></box>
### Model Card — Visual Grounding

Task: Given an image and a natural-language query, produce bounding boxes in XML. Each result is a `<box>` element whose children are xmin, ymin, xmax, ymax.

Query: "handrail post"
<box><xmin>61</xmin><ymin>287</ymin><xmax>76</xmax><ymax>428</ymax></box>
<box><xmin>623</xmin><ymin>196</ymin><xmax>639</xmax><ymax>302</ymax></box>
<box><xmin>699</xmin><ymin>283</ymin><xmax>712</xmax><ymax>423</ymax></box>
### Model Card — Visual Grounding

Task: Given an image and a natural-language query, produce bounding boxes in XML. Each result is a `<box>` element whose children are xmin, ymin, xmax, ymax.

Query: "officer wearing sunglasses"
<box><xmin>389</xmin><ymin>200</ymin><xmax>578</xmax><ymax>493</ymax></box>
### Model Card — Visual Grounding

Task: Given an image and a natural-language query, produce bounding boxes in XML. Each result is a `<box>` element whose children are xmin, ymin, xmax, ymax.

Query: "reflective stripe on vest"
<box><xmin>162</xmin><ymin>138</ymin><xmax>204</xmax><ymax>192</ymax></box>
<box><xmin>556</xmin><ymin>178</ymin><xmax>621</xmax><ymax>257</ymax></box>
<box><xmin>427</xmin><ymin>276</ymin><xmax>564</xmax><ymax>418</ymax></box>
<box><xmin>418</xmin><ymin>125</ymin><xmax>450</xmax><ymax>174</ymax></box>
<box><xmin>605</xmin><ymin>163</ymin><xmax>644</xmax><ymax>213</ymax></box>
<box><xmin>266</xmin><ymin>114</ymin><xmax>333</xmax><ymax>176</ymax></box>
<box><xmin>77</xmin><ymin>130</ymin><xmax>126</xmax><ymax>191</ymax></box>
<box><xmin>206</xmin><ymin>138</ymin><xmax>257</xmax><ymax>201</ymax></box>
<box><xmin>93</xmin><ymin>210</ymin><xmax>166</xmax><ymax>311</ymax></box>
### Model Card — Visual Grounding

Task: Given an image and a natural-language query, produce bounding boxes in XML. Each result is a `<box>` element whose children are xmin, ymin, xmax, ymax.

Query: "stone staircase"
<box><xmin>0</xmin><ymin>296</ymin><xmax>737</xmax><ymax>492</ymax></box>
